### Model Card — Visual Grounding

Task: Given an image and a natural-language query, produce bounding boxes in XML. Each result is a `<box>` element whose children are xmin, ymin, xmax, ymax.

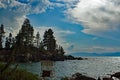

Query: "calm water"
<box><xmin>18</xmin><ymin>57</ymin><xmax>120</xmax><ymax>79</ymax></box>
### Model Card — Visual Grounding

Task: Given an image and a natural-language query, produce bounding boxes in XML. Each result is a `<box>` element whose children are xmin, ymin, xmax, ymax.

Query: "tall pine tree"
<box><xmin>16</xmin><ymin>19</ymin><xmax>34</xmax><ymax>46</ymax></box>
<box><xmin>5</xmin><ymin>37</ymin><xmax>10</xmax><ymax>50</ymax></box>
<box><xmin>0</xmin><ymin>24</ymin><xmax>5</xmax><ymax>50</ymax></box>
<box><xmin>5</xmin><ymin>33</ymin><xmax>13</xmax><ymax>50</ymax></box>
<box><xmin>43</xmin><ymin>29</ymin><xmax>56</xmax><ymax>52</ymax></box>
<box><xmin>35</xmin><ymin>32</ymin><xmax>40</xmax><ymax>48</ymax></box>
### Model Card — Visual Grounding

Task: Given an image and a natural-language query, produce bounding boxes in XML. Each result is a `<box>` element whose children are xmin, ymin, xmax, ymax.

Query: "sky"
<box><xmin>0</xmin><ymin>0</ymin><xmax>120</xmax><ymax>55</ymax></box>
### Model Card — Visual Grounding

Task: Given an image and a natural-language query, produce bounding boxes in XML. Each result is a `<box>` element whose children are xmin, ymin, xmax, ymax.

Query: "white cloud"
<box><xmin>0</xmin><ymin>0</ymin><xmax>75</xmax><ymax>53</ymax></box>
<box><xmin>55</xmin><ymin>0</ymin><xmax>79</xmax><ymax>4</ymax></box>
<box><xmin>28</xmin><ymin>0</ymin><xmax>51</xmax><ymax>14</ymax></box>
<box><xmin>51</xmin><ymin>0</ymin><xmax>79</xmax><ymax>8</ymax></box>
<box><xmin>34</xmin><ymin>26</ymin><xmax>75</xmax><ymax>54</ymax></box>
<box><xmin>0</xmin><ymin>0</ymin><xmax>51</xmax><ymax>36</ymax></box>
<box><xmin>0</xmin><ymin>1</ymin><xmax>6</xmax><ymax>8</ymax></box>
<box><xmin>57</xmin><ymin>30</ymin><xmax>75</xmax><ymax>34</ymax></box>
<box><xmin>71</xmin><ymin>46</ymin><xmax>120</xmax><ymax>53</ymax></box>
<box><xmin>66</xmin><ymin>0</ymin><xmax>120</xmax><ymax>40</ymax></box>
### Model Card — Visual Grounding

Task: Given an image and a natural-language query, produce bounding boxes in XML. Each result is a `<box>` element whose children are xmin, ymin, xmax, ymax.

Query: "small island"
<box><xmin>0</xmin><ymin>19</ymin><xmax>83</xmax><ymax>62</ymax></box>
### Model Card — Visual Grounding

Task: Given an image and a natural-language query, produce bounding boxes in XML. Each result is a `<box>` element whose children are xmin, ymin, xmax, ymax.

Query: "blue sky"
<box><xmin>1</xmin><ymin>0</ymin><xmax>120</xmax><ymax>55</ymax></box>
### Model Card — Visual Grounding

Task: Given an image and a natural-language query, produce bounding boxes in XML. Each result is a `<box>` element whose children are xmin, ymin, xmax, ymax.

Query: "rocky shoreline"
<box><xmin>62</xmin><ymin>72</ymin><xmax>120</xmax><ymax>80</ymax></box>
<box><xmin>0</xmin><ymin>49</ymin><xmax>84</xmax><ymax>62</ymax></box>
<box><xmin>0</xmin><ymin>19</ymin><xmax>85</xmax><ymax>63</ymax></box>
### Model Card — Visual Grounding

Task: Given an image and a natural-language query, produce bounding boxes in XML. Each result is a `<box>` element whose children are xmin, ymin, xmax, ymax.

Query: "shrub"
<box><xmin>0</xmin><ymin>63</ymin><xmax>39</xmax><ymax>80</ymax></box>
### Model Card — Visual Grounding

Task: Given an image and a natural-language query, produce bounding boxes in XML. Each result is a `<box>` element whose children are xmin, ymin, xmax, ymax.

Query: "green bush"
<box><xmin>0</xmin><ymin>63</ymin><xmax>39</xmax><ymax>80</ymax></box>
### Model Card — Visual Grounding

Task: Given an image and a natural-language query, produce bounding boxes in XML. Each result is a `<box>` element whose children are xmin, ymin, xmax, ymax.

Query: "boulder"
<box><xmin>71</xmin><ymin>73</ymin><xmax>96</xmax><ymax>80</ymax></box>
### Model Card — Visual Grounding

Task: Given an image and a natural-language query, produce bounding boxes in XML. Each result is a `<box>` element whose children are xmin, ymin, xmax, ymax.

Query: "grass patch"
<box><xmin>0</xmin><ymin>62</ymin><xmax>39</xmax><ymax>80</ymax></box>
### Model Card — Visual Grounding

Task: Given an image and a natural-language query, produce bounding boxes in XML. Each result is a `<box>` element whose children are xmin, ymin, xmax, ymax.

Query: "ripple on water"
<box><xmin>18</xmin><ymin>57</ymin><xmax>120</xmax><ymax>79</ymax></box>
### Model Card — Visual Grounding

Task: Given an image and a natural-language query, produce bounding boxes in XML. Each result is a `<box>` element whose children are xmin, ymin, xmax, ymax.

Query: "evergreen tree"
<box><xmin>5</xmin><ymin>37</ymin><xmax>10</xmax><ymax>50</ymax></box>
<box><xmin>0</xmin><ymin>36</ymin><xmax>2</xmax><ymax>50</ymax></box>
<box><xmin>57</xmin><ymin>45</ymin><xmax>65</xmax><ymax>55</ymax></box>
<box><xmin>43</xmin><ymin>29</ymin><xmax>56</xmax><ymax>52</ymax></box>
<box><xmin>8</xmin><ymin>33</ymin><xmax>13</xmax><ymax>45</ymax></box>
<box><xmin>5</xmin><ymin>33</ymin><xmax>13</xmax><ymax>49</ymax></box>
<box><xmin>35</xmin><ymin>32</ymin><xmax>40</xmax><ymax>48</ymax></box>
<box><xmin>60</xmin><ymin>46</ymin><xmax>65</xmax><ymax>55</ymax></box>
<box><xmin>43</xmin><ymin>30</ymin><xmax>48</xmax><ymax>48</ymax></box>
<box><xmin>16</xmin><ymin>19</ymin><xmax>34</xmax><ymax>46</ymax></box>
<box><xmin>0</xmin><ymin>24</ymin><xmax>5</xmax><ymax>50</ymax></box>
<box><xmin>39</xmin><ymin>41</ymin><xmax>44</xmax><ymax>50</ymax></box>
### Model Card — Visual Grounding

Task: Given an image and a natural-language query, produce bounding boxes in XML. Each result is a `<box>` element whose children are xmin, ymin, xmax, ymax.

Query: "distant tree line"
<box><xmin>0</xmin><ymin>19</ymin><xmax>65</xmax><ymax>62</ymax></box>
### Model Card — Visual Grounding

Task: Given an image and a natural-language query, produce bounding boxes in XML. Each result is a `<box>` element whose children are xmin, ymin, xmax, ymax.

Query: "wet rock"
<box><xmin>71</xmin><ymin>73</ymin><xmax>96</xmax><ymax>80</ymax></box>
<box><xmin>111</xmin><ymin>72</ymin><xmax>120</xmax><ymax>79</ymax></box>
<box><xmin>97</xmin><ymin>77</ymin><xmax>101</xmax><ymax>80</ymax></box>
<box><xmin>102</xmin><ymin>77</ymin><xmax>113</xmax><ymax>80</ymax></box>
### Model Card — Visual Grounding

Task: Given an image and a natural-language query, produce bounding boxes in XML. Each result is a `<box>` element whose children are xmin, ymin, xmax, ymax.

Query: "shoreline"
<box><xmin>1</xmin><ymin>57</ymin><xmax>120</xmax><ymax>80</ymax></box>
<box><xmin>16</xmin><ymin>57</ymin><xmax>120</xmax><ymax>80</ymax></box>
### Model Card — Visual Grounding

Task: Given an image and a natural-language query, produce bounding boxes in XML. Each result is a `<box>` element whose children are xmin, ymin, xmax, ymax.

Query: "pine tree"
<box><xmin>43</xmin><ymin>30</ymin><xmax>48</xmax><ymax>48</ymax></box>
<box><xmin>11</xmin><ymin>37</ymin><xmax>15</xmax><ymax>48</ymax></box>
<box><xmin>16</xmin><ymin>19</ymin><xmax>34</xmax><ymax>46</ymax></box>
<box><xmin>8</xmin><ymin>33</ymin><xmax>13</xmax><ymax>45</ymax></box>
<box><xmin>5</xmin><ymin>37</ymin><xmax>10</xmax><ymax>50</ymax></box>
<box><xmin>0</xmin><ymin>24</ymin><xmax>5</xmax><ymax>50</ymax></box>
<box><xmin>60</xmin><ymin>46</ymin><xmax>65</xmax><ymax>55</ymax></box>
<box><xmin>5</xmin><ymin>33</ymin><xmax>13</xmax><ymax>49</ymax></box>
<box><xmin>0</xmin><ymin>36</ymin><xmax>2</xmax><ymax>50</ymax></box>
<box><xmin>35</xmin><ymin>32</ymin><xmax>40</xmax><ymax>48</ymax></box>
<box><xmin>39</xmin><ymin>41</ymin><xmax>44</xmax><ymax>50</ymax></box>
<box><xmin>43</xmin><ymin>29</ymin><xmax>56</xmax><ymax>52</ymax></box>
<box><xmin>57</xmin><ymin>45</ymin><xmax>65</xmax><ymax>55</ymax></box>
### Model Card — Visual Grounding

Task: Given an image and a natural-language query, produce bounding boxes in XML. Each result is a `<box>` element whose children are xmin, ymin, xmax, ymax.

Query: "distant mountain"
<box><xmin>70</xmin><ymin>52</ymin><xmax>120</xmax><ymax>57</ymax></box>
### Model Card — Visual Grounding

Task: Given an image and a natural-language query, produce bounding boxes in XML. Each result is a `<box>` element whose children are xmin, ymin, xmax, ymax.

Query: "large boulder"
<box><xmin>70</xmin><ymin>73</ymin><xmax>96</xmax><ymax>80</ymax></box>
<box><xmin>111</xmin><ymin>72</ymin><xmax>120</xmax><ymax>79</ymax></box>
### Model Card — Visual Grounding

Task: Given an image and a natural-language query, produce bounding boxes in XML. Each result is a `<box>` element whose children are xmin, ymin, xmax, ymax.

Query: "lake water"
<box><xmin>18</xmin><ymin>57</ymin><xmax>120</xmax><ymax>79</ymax></box>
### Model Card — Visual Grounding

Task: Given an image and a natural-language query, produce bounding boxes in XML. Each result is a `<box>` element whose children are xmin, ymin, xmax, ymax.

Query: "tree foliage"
<box><xmin>43</xmin><ymin>29</ymin><xmax>56</xmax><ymax>52</ymax></box>
<box><xmin>16</xmin><ymin>19</ymin><xmax>34</xmax><ymax>46</ymax></box>
<box><xmin>5</xmin><ymin>33</ymin><xmax>14</xmax><ymax>50</ymax></box>
<box><xmin>35</xmin><ymin>32</ymin><xmax>40</xmax><ymax>48</ymax></box>
<box><xmin>0</xmin><ymin>18</ymin><xmax>65</xmax><ymax>62</ymax></box>
<box><xmin>0</xmin><ymin>24</ymin><xmax>5</xmax><ymax>50</ymax></box>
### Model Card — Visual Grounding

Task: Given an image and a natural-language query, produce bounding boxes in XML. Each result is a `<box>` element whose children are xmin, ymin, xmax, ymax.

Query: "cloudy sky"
<box><xmin>1</xmin><ymin>0</ymin><xmax>120</xmax><ymax>55</ymax></box>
